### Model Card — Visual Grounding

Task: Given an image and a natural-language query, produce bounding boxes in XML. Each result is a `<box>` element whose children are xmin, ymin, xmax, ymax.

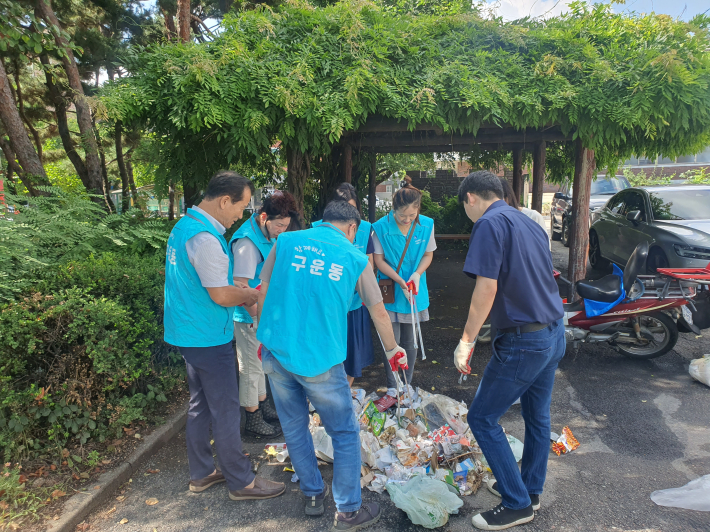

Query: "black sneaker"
<box><xmin>486</xmin><ymin>480</ymin><xmax>540</xmax><ymax>511</ymax></box>
<box><xmin>331</xmin><ymin>502</ymin><xmax>380</xmax><ymax>531</ymax></box>
<box><xmin>305</xmin><ymin>484</ymin><xmax>329</xmax><ymax>516</ymax></box>
<box><xmin>472</xmin><ymin>503</ymin><xmax>534</xmax><ymax>530</ymax></box>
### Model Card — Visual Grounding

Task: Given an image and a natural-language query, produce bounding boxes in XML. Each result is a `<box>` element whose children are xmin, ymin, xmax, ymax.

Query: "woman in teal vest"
<box><xmin>313</xmin><ymin>183</ymin><xmax>375</xmax><ymax>387</ymax></box>
<box><xmin>230</xmin><ymin>191</ymin><xmax>300</xmax><ymax>437</ymax></box>
<box><xmin>372</xmin><ymin>176</ymin><xmax>436</xmax><ymax>394</ymax></box>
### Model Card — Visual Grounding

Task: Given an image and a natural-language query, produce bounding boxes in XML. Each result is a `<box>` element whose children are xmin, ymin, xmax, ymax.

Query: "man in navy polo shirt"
<box><xmin>453</xmin><ymin>171</ymin><xmax>564</xmax><ymax>531</ymax></box>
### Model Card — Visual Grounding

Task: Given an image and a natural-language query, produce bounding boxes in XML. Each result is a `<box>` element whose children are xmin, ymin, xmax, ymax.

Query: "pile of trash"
<box><xmin>349</xmin><ymin>386</ymin><xmax>492</xmax><ymax>500</ymax></box>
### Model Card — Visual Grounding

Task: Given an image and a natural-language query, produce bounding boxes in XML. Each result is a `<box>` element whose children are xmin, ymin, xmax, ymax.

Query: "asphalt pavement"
<box><xmin>82</xmin><ymin>237</ymin><xmax>710</xmax><ymax>532</ymax></box>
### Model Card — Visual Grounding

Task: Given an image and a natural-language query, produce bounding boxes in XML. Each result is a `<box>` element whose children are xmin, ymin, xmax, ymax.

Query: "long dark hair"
<box><xmin>332</xmin><ymin>182</ymin><xmax>360</xmax><ymax>212</ymax></box>
<box><xmin>499</xmin><ymin>178</ymin><xmax>520</xmax><ymax>210</ymax></box>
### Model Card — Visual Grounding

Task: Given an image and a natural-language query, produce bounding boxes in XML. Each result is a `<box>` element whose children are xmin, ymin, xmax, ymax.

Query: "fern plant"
<box><xmin>0</xmin><ymin>188</ymin><xmax>172</xmax><ymax>300</ymax></box>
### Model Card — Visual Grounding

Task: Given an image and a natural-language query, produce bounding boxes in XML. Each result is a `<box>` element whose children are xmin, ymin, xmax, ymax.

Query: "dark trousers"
<box><xmin>467</xmin><ymin>319</ymin><xmax>566</xmax><ymax>510</ymax></box>
<box><xmin>180</xmin><ymin>342</ymin><xmax>255</xmax><ymax>491</ymax></box>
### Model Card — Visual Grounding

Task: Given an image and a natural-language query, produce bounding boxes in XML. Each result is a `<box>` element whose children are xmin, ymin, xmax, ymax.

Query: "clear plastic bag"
<box><xmin>386</xmin><ymin>476</ymin><xmax>463</xmax><ymax>529</ymax></box>
<box><xmin>689</xmin><ymin>355</ymin><xmax>710</xmax><ymax>387</ymax></box>
<box><xmin>651</xmin><ymin>474</ymin><xmax>710</xmax><ymax>511</ymax></box>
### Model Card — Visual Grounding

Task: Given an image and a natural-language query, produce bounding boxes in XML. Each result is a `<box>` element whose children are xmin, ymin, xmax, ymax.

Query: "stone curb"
<box><xmin>46</xmin><ymin>402</ymin><xmax>188</xmax><ymax>532</ymax></box>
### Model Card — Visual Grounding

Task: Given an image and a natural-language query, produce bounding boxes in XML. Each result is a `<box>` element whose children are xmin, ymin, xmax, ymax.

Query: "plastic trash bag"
<box><xmin>480</xmin><ymin>434</ymin><xmax>524</xmax><ymax>467</ymax></box>
<box><xmin>689</xmin><ymin>355</ymin><xmax>710</xmax><ymax>387</ymax></box>
<box><xmin>386</xmin><ymin>476</ymin><xmax>463</xmax><ymax>529</ymax></box>
<box><xmin>310</xmin><ymin>426</ymin><xmax>334</xmax><ymax>462</ymax></box>
<box><xmin>651</xmin><ymin>474</ymin><xmax>710</xmax><ymax>511</ymax></box>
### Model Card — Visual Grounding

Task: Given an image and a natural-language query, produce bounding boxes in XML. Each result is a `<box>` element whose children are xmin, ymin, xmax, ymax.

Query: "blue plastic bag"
<box><xmin>584</xmin><ymin>264</ymin><xmax>626</xmax><ymax>318</ymax></box>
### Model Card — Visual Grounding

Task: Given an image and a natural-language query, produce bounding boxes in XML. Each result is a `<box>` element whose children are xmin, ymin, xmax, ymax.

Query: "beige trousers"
<box><xmin>234</xmin><ymin>322</ymin><xmax>266</xmax><ymax>408</ymax></box>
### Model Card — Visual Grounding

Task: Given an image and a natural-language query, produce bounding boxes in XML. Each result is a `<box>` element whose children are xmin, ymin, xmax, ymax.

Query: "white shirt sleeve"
<box><xmin>372</xmin><ymin>232</ymin><xmax>384</xmax><ymax>255</ymax></box>
<box><xmin>185</xmin><ymin>232</ymin><xmax>230</xmax><ymax>288</ymax></box>
<box><xmin>426</xmin><ymin>225</ymin><xmax>437</xmax><ymax>252</ymax></box>
<box><xmin>232</xmin><ymin>238</ymin><xmax>263</xmax><ymax>279</ymax></box>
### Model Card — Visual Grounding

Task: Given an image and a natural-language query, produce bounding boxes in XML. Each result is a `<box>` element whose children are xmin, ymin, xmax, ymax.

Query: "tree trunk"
<box><xmin>161</xmin><ymin>8</ymin><xmax>177</xmax><ymax>39</ymax></box>
<box><xmin>512</xmin><ymin>145</ymin><xmax>523</xmax><ymax>203</ymax></box>
<box><xmin>125</xmin><ymin>152</ymin><xmax>141</xmax><ymax>210</ymax></box>
<box><xmin>97</xmin><ymin>134</ymin><xmax>115</xmax><ymax>212</ymax></box>
<box><xmin>182</xmin><ymin>180</ymin><xmax>201</xmax><ymax>213</ymax></box>
<box><xmin>369</xmin><ymin>153</ymin><xmax>377</xmax><ymax>223</ymax></box>
<box><xmin>286</xmin><ymin>145</ymin><xmax>310</xmax><ymax>222</ymax></box>
<box><xmin>177</xmin><ymin>0</ymin><xmax>191</xmax><ymax>43</ymax></box>
<box><xmin>568</xmin><ymin>138</ymin><xmax>595</xmax><ymax>301</ymax></box>
<box><xmin>12</xmin><ymin>59</ymin><xmax>43</xmax><ymax>163</ymax></box>
<box><xmin>39</xmin><ymin>53</ymin><xmax>90</xmax><ymax>188</ymax></box>
<box><xmin>343</xmin><ymin>144</ymin><xmax>352</xmax><ymax>184</ymax></box>
<box><xmin>115</xmin><ymin>122</ymin><xmax>130</xmax><ymax>213</ymax></box>
<box><xmin>168</xmin><ymin>181</ymin><xmax>175</xmax><ymax>220</ymax></box>
<box><xmin>0</xmin><ymin>59</ymin><xmax>48</xmax><ymax>187</ymax></box>
<box><xmin>35</xmin><ymin>0</ymin><xmax>103</xmax><ymax>198</ymax></box>
<box><xmin>531</xmin><ymin>141</ymin><xmax>545</xmax><ymax>213</ymax></box>
<box><xmin>0</xmin><ymin>134</ymin><xmax>41</xmax><ymax>195</ymax></box>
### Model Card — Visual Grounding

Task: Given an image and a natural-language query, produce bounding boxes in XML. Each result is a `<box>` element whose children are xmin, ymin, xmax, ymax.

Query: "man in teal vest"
<box><xmin>256</xmin><ymin>202</ymin><xmax>407</xmax><ymax>529</ymax></box>
<box><xmin>164</xmin><ymin>171</ymin><xmax>285</xmax><ymax>501</ymax></box>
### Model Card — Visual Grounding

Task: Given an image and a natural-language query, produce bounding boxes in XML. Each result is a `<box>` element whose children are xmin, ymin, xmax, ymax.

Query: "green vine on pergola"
<box><xmin>101</xmin><ymin>0</ymin><xmax>710</xmax><ymax>206</ymax></box>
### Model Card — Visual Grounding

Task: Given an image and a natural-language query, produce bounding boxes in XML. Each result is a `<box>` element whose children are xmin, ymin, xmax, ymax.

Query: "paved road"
<box><xmin>83</xmin><ymin>239</ymin><xmax>710</xmax><ymax>532</ymax></box>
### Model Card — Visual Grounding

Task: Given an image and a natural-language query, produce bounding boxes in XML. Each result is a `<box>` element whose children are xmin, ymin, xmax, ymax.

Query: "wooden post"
<box><xmin>568</xmin><ymin>138</ymin><xmax>595</xmax><ymax>301</ymax></box>
<box><xmin>369</xmin><ymin>153</ymin><xmax>377</xmax><ymax>223</ymax></box>
<box><xmin>532</xmin><ymin>141</ymin><xmax>545</xmax><ymax>213</ymax></box>
<box><xmin>343</xmin><ymin>144</ymin><xmax>352</xmax><ymax>184</ymax></box>
<box><xmin>512</xmin><ymin>145</ymin><xmax>523</xmax><ymax>202</ymax></box>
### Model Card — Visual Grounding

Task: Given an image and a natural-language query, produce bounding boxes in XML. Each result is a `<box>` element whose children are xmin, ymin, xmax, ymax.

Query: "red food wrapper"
<box><xmin>373</xmin><ymin>394</ymin><xmax>397</xmax><ymax>412</ymax></box>
<box><xmin>552</xmin><ymin>426</ymin><xmax>580</xmax><ymax>456</ymax></box>
<box><xmin>429</xmin><ymin>424</ymin><xmax>456</xmax><ymax>443</ymax></box>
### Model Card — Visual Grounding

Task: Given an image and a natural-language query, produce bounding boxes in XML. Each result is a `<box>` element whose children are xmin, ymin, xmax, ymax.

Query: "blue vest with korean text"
<box><xmin>372</xmin><ymin>213</ymin><xmax>433</xmax><ymax>314</ymax></box>
<box><xmin>229</xmin><ymin>213</ymin><xmax>275</xmax><ymax>323</ymax></box>
<box><xmin>164</xmin><ymin>208</ymin><xmax>235</xmax><ymax>347</ymax></box>
<box><xmin>256</xmin><ymin>224</ymin><xmax>369</xmax><ymax>377</ymax></box>
<box><xmin>312</xmin><ymin>218</ymin><xmax>372</xmax><ymax>312</ymax></box>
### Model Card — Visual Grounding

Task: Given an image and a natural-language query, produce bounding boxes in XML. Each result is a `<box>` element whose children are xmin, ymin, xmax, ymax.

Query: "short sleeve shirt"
<box><xmin>463</xmin><ymin>200</ymin><xmax>562</xmax><ymax>330</ymax></box>
<box><xmin>185</xmin><ymin>206</ymin><xmax>230</xmax><ymax>288</ymax></box>
<box><xmin>232</xmin><ymin>238</ymin><xmax>263</xmax><ymax>279</ymax></box>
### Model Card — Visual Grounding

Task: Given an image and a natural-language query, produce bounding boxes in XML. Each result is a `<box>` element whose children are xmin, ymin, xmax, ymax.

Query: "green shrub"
<box><xmin>0</xmin><ymin>254</ymin><xmax>182</xmax><ymax>461</ymax></box>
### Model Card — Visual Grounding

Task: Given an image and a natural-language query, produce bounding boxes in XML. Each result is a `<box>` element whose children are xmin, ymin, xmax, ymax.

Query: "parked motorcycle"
<box><xmin>560</xmin><ymin>242</ymin><xmax>710</xmax><ymax>359</ymax></box>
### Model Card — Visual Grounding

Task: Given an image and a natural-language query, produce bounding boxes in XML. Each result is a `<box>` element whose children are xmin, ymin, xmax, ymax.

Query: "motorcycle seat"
<box><xmin>575</xmin><ymin>275</ymin><xmax>622</xmax><ymax>303</ymax></box>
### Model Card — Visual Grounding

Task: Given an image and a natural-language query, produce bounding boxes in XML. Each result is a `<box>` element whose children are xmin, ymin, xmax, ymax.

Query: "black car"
<box><xmin>551</xmin><ymin>175</ymin><xmax>631</xmax><ymax>246</ymax></box>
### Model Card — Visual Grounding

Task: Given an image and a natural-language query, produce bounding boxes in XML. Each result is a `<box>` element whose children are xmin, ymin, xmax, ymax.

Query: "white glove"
<box><xmin>454</xmin><ymin>339</ymin><xmax>476</xmax><ymax>374</ymax></box>
<box><xmin>385</xmin><ymin>345</ymin><xmax>408</xmax><ymax>372</ymax></box>
<box><xmin>399</xmin><ymin>281</ymin><xmax>411</xmax><ymax>301</ymax></box>
<box><xmin>407</xmin><ymin>272</ymin><xmax>420</xmax><ymax>294</ymax></box>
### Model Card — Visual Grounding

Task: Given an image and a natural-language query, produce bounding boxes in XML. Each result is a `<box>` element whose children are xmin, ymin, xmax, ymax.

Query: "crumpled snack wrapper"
<box><xmin>552</xmin><ymin>426</ymin><xmax>580</xmax><ymax>456</ymax></box>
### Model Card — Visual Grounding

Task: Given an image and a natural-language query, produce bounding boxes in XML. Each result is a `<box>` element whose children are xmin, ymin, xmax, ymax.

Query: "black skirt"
<box><xmin>344</xmin><ymin>305</ymin><xmax>375</xmax><ymax>378</ymax></box>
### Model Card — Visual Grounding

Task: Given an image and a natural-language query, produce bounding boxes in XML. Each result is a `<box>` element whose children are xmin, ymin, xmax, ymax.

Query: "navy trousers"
<box><xmin>180</xmin><ymin>342</ymin><xmax>255</xmax><ymax>491</ymax></box>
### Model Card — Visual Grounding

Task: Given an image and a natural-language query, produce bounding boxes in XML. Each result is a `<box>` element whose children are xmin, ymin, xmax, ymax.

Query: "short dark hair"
<box><xmin>204</xmin><ymin>171</ymin><xmax>255</xmax><ymax>203</ymax></box>
<box><xmin>499</xmin><ymin>177</ymin><xmax>520</xmax><ymax>210</ymax></box>
<box><xmin>458</xmin><ymin>171</ymin><xmax>504</xmax><ymax>203</ymax></box>
<box><xmin>260</xmin><ymin>190</ymin><xmax>301</xmax><ymax>227</ymax></box>
<box><xmin>322</xmin><ymin>200</ymin><xmax>361</xmax><ymax>228</ymax></box>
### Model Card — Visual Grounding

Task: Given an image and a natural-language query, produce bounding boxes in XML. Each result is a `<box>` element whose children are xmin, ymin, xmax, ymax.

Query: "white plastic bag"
<box><xmin>311</xmin><ymin>426</ymin><xmax>334</xmax><ymax>462</ymax></box>
<box><xmin>651</xmin><ymin>474</ymin><xmax>710</xmax><ymax>511</ymax></box>
<box><xmin>689</xmin><ymin>355</ymin><xmax>710</xmax><ymax>387</ymax></box>
<box><xmin>386</xmin><ymin>476</ymin><xmax>463</xmax><ymax>529</ymax></box>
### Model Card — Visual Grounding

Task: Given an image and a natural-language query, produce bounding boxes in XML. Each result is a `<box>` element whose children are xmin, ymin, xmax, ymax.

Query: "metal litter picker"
<box><xmin>407</xmin><ymin>281</ymin><xmax>426</xmax><ymax>360</ymax></box>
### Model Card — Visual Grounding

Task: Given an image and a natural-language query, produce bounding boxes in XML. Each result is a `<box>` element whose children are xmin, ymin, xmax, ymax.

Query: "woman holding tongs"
<box><xmin>372</xmin><ymin>176</ymin><xmax>436</xmax><ymax>396</ymax></box>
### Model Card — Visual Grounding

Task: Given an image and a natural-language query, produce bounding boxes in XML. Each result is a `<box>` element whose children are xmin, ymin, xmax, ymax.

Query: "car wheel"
<box><xmin>646</xmin><ymin>248</ymin><xmax>669</xmax><ymax>274</ymax></box>
<box><xmin>561</xmin><ymin>217</ymin><xmax>570</xmax><ymax>247</ymax></box>
<box><xmin>589</xmin><ymin>231</ymin><xmax>609</xmax><ymax>270</ymax></box>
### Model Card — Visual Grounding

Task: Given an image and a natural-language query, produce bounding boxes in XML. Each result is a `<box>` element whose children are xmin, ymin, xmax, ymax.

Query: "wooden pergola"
<box><xmin>332</xmin><ymin>116</ymin><xmax>595</xmax><ymax>298</ymax></box>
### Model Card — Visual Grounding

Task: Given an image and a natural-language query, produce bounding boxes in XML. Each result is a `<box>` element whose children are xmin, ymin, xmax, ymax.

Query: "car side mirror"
<box><xmin>626</xmin><ymin>210</ymin><xmax>642</xmax><ymax>224</ymax></box>
<box><xmin>554</xmin><ymin>192</ymin><xmax>565</xmax><ymax>199</ymax></box>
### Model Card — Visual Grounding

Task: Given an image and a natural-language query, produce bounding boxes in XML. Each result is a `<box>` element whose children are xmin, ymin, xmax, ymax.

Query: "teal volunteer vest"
<box><xmin>256</xmin><ymin>224</ymin><xmax>369</xmax><ymax>377</ymax></box>
<box><xmin>164</xmin><ymin>208</ymin><xmax>235</xmax><ymax>347</ymax></box>
<box><xmin>372</xmin><ymin>213</ymin><xmax>434</xmax><ymax>314</ymax></box>
<box><xmin>229</xmin><ymin>213</ymin><xmax>275</xmax><ymax>324</ymax></box>
<box><xmin>312</xmin><ymin>218</ymin><xmax>372</xmax><ymax>312</ymax></box>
